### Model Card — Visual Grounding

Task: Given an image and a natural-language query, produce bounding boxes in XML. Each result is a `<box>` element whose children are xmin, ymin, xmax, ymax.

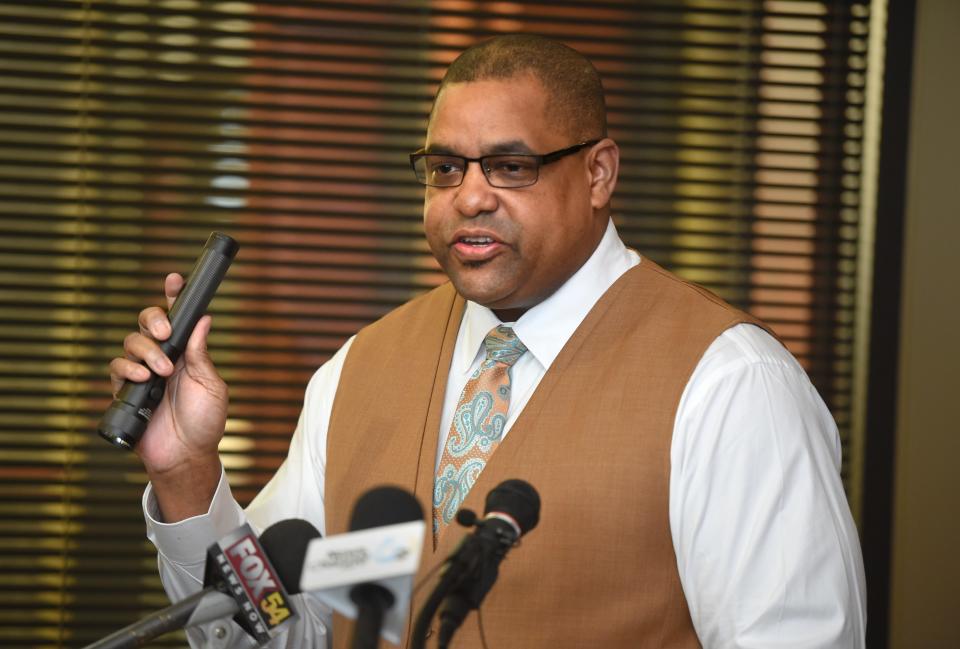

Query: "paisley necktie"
<box><xmin>432</xmin><ymin>325</ymin><xmax>527</xmax><ymax>540</ymax></box>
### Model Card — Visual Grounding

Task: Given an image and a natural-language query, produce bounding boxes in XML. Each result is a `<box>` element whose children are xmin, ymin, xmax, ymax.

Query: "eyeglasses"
<box><xmin>409</xmin><ymin>139</ymin><xmax>602</xmax><ymax>188</ymax></box>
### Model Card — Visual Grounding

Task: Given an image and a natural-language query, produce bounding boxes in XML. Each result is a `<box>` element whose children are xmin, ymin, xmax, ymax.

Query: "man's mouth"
<box><xmin>457</xmin><ymin>236</ymin><xmax>496</xmax><ymax>246</ymax></box>
<box><xmin>451</xmin><ymin>234</ymin><xmax>504</xmax><ymax>261</ymax></box>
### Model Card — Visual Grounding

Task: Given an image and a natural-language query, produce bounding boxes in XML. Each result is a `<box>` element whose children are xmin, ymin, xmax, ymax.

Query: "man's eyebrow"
<box><xmin>422</xmin><ymin>143</ymin><xmax>456</xmax><ymax>155</ymax></box>
<box><xmin>485</xmin><ymin>140</ymin><xmax>534</xmax><ymax>155</ymax></box>
<box><xmin>421</xmin><ymin>140</ymin><xmax>535</xmax><ymax>156</ymax></box>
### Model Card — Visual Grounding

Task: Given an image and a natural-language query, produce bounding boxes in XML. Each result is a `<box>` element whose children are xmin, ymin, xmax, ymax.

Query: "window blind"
<box><xmin>0</xmin><ymin>1</ymin><xmax>879</xmax><ymax>646</ymax></box>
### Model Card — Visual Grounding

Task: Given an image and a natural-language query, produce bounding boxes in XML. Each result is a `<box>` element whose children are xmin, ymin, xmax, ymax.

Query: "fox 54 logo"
<box><xmin>224</xmin><ymin>536</ymin><xmax>293</xmax><ymax>629</ymax></box>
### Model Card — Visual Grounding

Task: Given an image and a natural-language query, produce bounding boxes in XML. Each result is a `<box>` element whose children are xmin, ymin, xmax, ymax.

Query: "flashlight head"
<box><xmin>97</xmin><ymin>398</ymin><xmax>150</xmax><ymax>450</ymax></box>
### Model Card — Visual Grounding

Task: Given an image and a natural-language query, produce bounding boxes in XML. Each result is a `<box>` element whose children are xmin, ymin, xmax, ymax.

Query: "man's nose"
<box><xmin>452</xmin><ymin>161</ymin><xmax>498</xmax><ymax>217</ymax></box>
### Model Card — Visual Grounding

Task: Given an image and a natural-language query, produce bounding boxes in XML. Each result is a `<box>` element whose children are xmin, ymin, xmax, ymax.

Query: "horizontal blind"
<box><xmin>0</xmin><ymin>1</ymin><xmax>876</xmax><ymax>646</ymax></box>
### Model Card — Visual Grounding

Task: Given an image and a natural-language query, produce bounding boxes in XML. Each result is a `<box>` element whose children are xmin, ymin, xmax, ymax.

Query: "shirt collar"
<box><xmin>454</xmin><ymin>219</ymin><xmax>640</xmax><ymax>375</ymax></box>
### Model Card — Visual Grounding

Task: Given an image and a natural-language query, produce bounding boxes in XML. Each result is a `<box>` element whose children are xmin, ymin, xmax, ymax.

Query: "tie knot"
<box><xmin>483</xmin><ymin>325</ymin><xmax>527</xmax><ymax>367</ymax></box>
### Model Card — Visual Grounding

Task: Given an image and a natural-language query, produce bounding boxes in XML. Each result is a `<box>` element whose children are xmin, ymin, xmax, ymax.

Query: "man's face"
<box><xmin>422</xmin><ymin>75</ymin><xmax>608</xmax><ymax>320</ymax></box>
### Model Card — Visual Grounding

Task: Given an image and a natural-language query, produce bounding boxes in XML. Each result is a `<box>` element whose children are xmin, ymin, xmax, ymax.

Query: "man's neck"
<box><xmin>493</xmin><ymin>306</ymin><xmax>525</xmax><ymax>322</ymax></box>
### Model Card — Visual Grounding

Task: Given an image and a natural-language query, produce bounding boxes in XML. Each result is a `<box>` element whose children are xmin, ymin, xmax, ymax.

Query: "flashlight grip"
<box><xmin>98</xmin><ymin>232</ymin><xmax>238</xmax><ymax>450</ymax></box>
<box><xmin>161</xmin><ymin>233</ymin><xmax>238</xmax><ymax>364</ymax></box>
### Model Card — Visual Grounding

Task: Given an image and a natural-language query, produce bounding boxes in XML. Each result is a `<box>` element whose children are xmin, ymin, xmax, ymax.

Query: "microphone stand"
<box><xmin>410</xmin><ymin>511</ymin><xmax>485</xmax><ymax>649</ymax></box>
<box><xmin>410</xmin><ymin>565</ymin><xmax>462</xmax><ymax>649</ymax></box>
<box><xmin>412</xmin><ymin>480</ymin><xmax>539</xmax><ymax>649</ymax></box>
<box><xmin>351</xmin><ymin>584</ymin><xmax>396</xmax><ymax>649</ymax></box>
<box><xmin>82</xmin><ymin>591</ymin><xmax>236</xmax><ymax>649</ymax></box>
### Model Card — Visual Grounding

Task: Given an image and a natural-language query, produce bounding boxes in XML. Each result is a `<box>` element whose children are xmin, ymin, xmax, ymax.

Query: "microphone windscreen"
<box><xmin>349</xmin><ymin>486</ymin><xmax>424</xmax><ymax>531</ymax></box>
<box><xmin>259</xmin><ymin>518</ymin><xmax>322</xmax><ymax>593</ymax></box>
<box><xmin>484</xmin><ymin>479</ymin><xmax>541</xmax><ymax>535</ymax></box>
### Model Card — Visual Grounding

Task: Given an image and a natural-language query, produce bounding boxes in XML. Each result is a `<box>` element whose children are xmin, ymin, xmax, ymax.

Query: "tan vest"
<box><xmin>325</xmin><ymin>260</ymin><xmax>765</xmax><ymax>648</ymax></box>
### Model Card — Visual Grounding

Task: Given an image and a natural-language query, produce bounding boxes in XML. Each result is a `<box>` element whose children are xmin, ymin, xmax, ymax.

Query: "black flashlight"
<box><xmin>98</xmin><ymin>232</ymin><xmax>239</xmax><ymax>450</ymax></box>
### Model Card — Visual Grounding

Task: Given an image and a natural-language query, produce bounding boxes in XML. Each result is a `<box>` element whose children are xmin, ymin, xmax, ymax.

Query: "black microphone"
<box><xmin>348</xmin><ymin>487</ymin><xmax>425</xmax><ymax>649</ymax></box>
<box><xmin>98</xmin><ymin>231</ymin><xmax>239</xmax><ymax>450</ymax></box>
<box><xmin>411</xmin><ymin>479</ymin><xmax>541</xmax><ymax>649</ymax></box>
<box><xmin>83</xmin><ymin>519</ymin><xmax>319</xmax><ymax>649</ymax></box>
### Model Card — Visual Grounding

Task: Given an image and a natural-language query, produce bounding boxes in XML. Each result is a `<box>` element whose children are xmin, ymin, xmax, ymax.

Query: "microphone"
<box><xmin>98</xmin><ymin>231</ymin><xmax>239</xmax><ymax>450</ymax></box>
<box><xmin>83</xmin><ymin>519</ymin><xmax>318</xmax><ymax>649</ymax></box>
<box><xmin>412</xmin><ymin>479</ymin><xmax>541</xmax><ymax>649</ymax></box>
<box><xmin>299</xmin><ymin>486</ymin><xmax>426</xmax><ymax>648</ymax></box>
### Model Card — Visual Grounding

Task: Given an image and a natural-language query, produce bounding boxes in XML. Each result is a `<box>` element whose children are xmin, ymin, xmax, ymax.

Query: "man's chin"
<box><xmin>450</xmin><ymin>286</ymin><xmax>530</xmax><ymax>322</ymax></box>
<box><xmin>442</xmin><ymin>258</ymin><xmax>533</xmax><ymax>311</ymax></box>
<box><xmin>448</xmin><ymin>275</ymin><xmax>512</xmax><ymax>308</ymax></box>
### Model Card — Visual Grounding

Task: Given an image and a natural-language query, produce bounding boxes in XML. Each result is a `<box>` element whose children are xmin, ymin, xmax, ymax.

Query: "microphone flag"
<box><xmin>204</xmin><ymin>522</ymin><xmax>298</xmax><ymax>644</ymax></box>
<box><xmin>299</xmin><ymin>519</ymin><xmax>424</xmax><ymax>645</ymax></box>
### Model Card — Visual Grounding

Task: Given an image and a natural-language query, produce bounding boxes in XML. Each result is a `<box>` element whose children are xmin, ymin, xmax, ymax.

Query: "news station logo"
<box><xmin>316</xmin><ymin>535</ymin><xmax>411</xmax><ymax>571</ymax></box>
<box><xmin>205</xmin><ymin>525</ymin><xmax>298</xmax><ymax>643</ymax></box>
<box><xmin>225</xmin><ymin>535</ymin><xmax>292</xmax><ymax>626</ymax></box>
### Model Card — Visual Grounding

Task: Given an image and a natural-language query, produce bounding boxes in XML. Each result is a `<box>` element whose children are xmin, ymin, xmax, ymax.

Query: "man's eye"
<box><xmin>489</xmin><ymin>157</ymin><xmax>536</xmax><ymax>175</ymax></box>
<box><xmin>428</xmin><ymin>158</ymin><xmax>463</xmax><ymax>176</ymax></box>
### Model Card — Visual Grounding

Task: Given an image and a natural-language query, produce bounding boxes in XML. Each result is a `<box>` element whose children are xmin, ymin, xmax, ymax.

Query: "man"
<box><xmin>112</xmin><ymin>35</ymin><xmax>866</xmax><ymax>648</ymax></box>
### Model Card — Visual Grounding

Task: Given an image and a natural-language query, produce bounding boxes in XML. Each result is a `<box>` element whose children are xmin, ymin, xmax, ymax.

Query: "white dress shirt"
<box><xmin>144</xmin><ymin>219</ymin><xmax>866</xmax><ymax>648</ymax></box>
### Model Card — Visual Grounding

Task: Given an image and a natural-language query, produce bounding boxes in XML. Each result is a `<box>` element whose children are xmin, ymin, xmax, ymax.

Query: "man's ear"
<box><xmin>587</xmin><ymin>138</ymin><xmax>620</xmax><ymax>210</ymax></box>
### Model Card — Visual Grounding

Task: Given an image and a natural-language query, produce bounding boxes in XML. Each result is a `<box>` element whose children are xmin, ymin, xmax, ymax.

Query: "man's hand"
<box><xmin>108</xmin><ymin>272</ymin><xmax>227</xmax><ymax>521</ymax></box>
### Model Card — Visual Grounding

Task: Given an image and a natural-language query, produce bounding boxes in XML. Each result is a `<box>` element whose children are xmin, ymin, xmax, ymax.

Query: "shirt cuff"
<box><xmin>142</xmin><ymin>465</ymin><xmax>246</xmax><ymax>566</ymax></box>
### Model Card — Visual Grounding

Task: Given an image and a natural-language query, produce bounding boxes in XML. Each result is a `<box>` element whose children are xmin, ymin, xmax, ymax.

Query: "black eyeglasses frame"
<box><xmin>409</xmin><ymin>138</ymin><xmax>603</xmax><ymax>188</ymax></box>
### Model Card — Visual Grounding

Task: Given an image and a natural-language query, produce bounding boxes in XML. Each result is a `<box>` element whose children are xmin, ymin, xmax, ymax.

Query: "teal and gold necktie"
<box><xmin>433</xmin><ymin>325</ymin><xmax>527</xmax><ymax>540</ymax></box>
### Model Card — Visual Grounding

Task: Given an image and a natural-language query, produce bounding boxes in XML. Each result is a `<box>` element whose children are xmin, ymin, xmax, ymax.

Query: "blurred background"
<box><xmin>0</xmin><ymin>0</ymin><xmax>955</xmax><ymax>647</ymax></box>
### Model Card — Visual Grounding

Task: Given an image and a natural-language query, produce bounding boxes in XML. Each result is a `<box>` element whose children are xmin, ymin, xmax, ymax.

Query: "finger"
<box><xmin>164</xmin><ymin>273</ymin><xmax>184</xmax><ymax>310</ymax></box>
<box><xmin>184</xmin><ymin>314</ymin><xmax>212</xmax><ymax>363</ymax></box>
<box><xmin>109</xmin><ymin>357</ymin><xmax>152</xmax><ymax>394</ymax></box>
<box><xmin>182</xmin><ymin>315</ymin><xmax>221</xmax><ymax>382</ymax></box>
<box><xmin>123</xmin><ymin>331</ymin><xmax>174</xmax><ymax>376</ymax></box>
<box><xmin>182</xmin><ymin>315</ymin><xmax>226</xmax><ymax>395</ymax></box>
<box><xmin>138</xmin><ymin>306</ymin><xmax>171</xmax><ymax>340</ymax></box>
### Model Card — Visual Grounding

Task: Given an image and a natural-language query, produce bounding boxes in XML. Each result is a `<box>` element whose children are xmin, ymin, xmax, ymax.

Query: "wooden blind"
<box><xmin>0</xmin><ymin>1</ymin><xmax>879</xmax><ymax>646</ymax></box>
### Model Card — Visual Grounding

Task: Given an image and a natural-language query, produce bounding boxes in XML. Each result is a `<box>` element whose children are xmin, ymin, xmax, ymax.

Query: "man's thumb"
<box><xmin>183</xmin><ymin>314</ymin><xmax>215</xmax><ymax>370</ymax></box>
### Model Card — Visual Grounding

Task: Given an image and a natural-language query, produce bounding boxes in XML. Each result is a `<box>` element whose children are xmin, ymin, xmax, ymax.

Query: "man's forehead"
<box><xmin>424</xmin><ymin>78</ymin><xmax>560</xmax><ymax>154</ymax></box>
<box><xmin>428</xmin><ymin>76</ymin><xmax>550</xmax><ymax>123</ymax></box>
<box><xmin>432</xmin><ymin>73</ymin><xmax>547</xmax><ymax>109</ymax></box>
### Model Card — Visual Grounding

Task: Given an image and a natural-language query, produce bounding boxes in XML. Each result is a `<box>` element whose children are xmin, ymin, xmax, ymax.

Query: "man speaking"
<box><xmin>110</xmin><ymin>34</ymin><xmax>866</xmax><ymax>648</ymax></box>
